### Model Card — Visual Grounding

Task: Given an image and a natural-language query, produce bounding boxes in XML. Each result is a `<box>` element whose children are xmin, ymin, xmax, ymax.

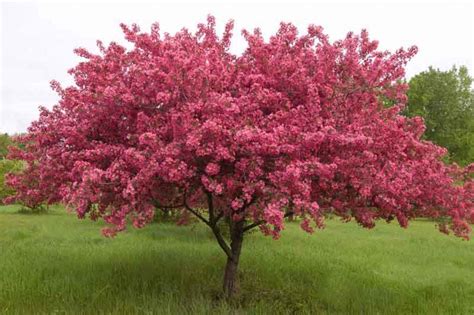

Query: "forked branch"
<box><xmin>183</xmin><ymin>191</ymin><xmax>232</xmax><ymax>259</ymax></box>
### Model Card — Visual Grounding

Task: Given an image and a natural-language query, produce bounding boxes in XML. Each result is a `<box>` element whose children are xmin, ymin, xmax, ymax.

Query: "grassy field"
<box><xmin>1</xmin><ymin>205</ymin><xmax>473</xmax><ymax>314</ymax></box>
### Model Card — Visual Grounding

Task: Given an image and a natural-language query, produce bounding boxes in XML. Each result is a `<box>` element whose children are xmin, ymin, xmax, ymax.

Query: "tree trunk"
<box><xmin>223</xmin><ymin>220</ymin><xmax>244</xmax><ymax>298</ymax></box>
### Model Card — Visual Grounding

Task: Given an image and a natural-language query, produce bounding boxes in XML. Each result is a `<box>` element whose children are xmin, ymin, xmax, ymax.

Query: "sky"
<box><xmin>1</xmin><ymin>0</ymin><xmax>473</xmax><ymax>134</ymax></box>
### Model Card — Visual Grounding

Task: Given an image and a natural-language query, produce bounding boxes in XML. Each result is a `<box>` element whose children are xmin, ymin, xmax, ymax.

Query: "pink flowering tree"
<box><xmin>7</xmin><ymin>16</ymin><xmax>473</xmax><ymax>297</ymax></box>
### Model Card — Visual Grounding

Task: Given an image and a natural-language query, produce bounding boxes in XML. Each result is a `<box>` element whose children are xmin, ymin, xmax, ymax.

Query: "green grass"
<box><xmin>1</xmin><ymin>204</ymin><xmax>473</xmax><ymax>314</ymax></box>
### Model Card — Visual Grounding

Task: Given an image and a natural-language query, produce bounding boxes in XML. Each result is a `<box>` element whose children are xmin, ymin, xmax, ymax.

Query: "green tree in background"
<box><xmin>0</xmin><ymin>134</ymin><xmax>23</xmax><ymax>201</ymax></box>
<box><xmin>405</xmin><ymin>66</ymin><xmax>474</xmax><ymax>165</ymax></box>
<box><xmin>0</xmin><ymin>134</ymin><xmax>12</xmax><ymax>158</ymax></box>
<box><xmin>0</xmin><ymin>159</ymin><xmax>22</xmax><ymax>201</ymax></box>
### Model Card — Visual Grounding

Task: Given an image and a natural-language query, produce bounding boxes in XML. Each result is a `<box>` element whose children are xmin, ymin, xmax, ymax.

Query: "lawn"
<box><xmin>0</xmin><ymin>204</ymin><xmax>473</xmax><ymax>314</ymax></box>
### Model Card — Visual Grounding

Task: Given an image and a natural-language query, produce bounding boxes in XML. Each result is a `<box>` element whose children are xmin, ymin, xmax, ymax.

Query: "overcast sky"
<box><xmin>1</xmin><ymin>1</ymin><xmax>473</xmax><ymax>134</ymax></box>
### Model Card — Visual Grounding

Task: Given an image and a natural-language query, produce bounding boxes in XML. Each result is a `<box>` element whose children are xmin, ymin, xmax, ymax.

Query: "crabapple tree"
<box><xmin>6</xmin><ymin>16</ymin><xmax>473</xmax><ymax>297</ymax></box>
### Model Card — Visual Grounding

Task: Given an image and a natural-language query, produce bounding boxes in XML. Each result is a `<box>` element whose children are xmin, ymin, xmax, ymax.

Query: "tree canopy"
<box><xmin>5</xmin><ymin>16</ymin><xmax>473</xmax><ymax>296</ymax></box>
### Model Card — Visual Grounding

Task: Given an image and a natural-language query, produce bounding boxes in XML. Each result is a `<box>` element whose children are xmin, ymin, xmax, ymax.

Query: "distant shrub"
<box><xmin>0</xmin><ymin>159</ymin><xmax>23</xmax><ymax>202</ymax></box>
<box><xmin>153</xmin><ymin>208</ymin><xmax>182</xmax><ymax>223</ymax></box>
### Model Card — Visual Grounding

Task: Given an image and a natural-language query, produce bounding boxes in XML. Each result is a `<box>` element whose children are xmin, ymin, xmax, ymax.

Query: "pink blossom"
<box><xmin>205</xmin><ymin>163</ymin><xmax>220</xmax><ymax>176</ymax></box>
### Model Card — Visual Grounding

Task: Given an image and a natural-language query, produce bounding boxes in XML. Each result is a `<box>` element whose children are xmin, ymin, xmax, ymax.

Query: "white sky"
<box><xmin>1</xmin><ymin>0</ymin><xmax>473</xmax><ymax>134</ymax></box>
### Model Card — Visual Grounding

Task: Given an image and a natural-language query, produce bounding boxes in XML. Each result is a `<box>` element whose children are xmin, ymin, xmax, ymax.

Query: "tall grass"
<box><xmin>1</xmin><ymin>204</ymin><xmax>473</xmax><ymax>314</ymax></box>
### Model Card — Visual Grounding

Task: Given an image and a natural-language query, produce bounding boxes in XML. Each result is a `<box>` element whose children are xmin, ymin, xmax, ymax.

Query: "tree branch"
<box><xmin>207</xmin><ymin>192</ymin><xmax>215</xmax><ymax>224</ymax></box>
<box><xmin>243</xmin><ymin>211</ymin><xmax>294</xmax><ymax>232</ymax></box>
<box><xmin>183</xmin><ymin>192</ymin><xmax>210</xmax><ymax>226</ymax></box>
<box><xmin>211</xmin><ymin>225</ymin><xmax>233</xmax><ymax>259</ymax></box>
<box><xmin>206</xmin><ymin>192</ymin><xmax>225</xmax><ymax>225</ymax></box>
<box><xmin>185</xmin><ymin>191</ymin><xmax>232</xmax><ymax>259</ymax></box>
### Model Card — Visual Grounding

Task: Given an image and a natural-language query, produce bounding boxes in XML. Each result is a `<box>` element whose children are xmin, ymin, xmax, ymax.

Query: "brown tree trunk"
<box><xmin>223</xmin><ymin>220</ymin><xmax>244</xmax><ymax>298</ymax></box>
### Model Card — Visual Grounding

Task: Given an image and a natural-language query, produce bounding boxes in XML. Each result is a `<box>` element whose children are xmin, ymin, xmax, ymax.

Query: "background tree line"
<box><xmin>404</xmin><ymin>65</ymin><xmax>473</xmax><ymax>166</ymax></box>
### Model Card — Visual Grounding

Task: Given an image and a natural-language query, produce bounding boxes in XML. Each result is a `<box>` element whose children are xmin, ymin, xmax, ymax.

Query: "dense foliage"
<box><xmin>6</xmin><ymin>17</ymin><xmax>473</xmax><ymax>296</ymax></box>
<box><xmin>405</xmin><ymin>66</ymin><xmax>474</xmax><ymax>165</ymax></box>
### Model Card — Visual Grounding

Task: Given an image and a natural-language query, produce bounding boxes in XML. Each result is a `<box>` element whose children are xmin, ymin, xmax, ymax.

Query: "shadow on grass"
<box><xmin>16</xmin><ymin>207</ymin><xmax>49</xmax><ymax>215</ymax></box>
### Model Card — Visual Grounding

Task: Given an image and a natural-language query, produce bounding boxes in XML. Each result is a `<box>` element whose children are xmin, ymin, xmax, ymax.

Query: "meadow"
<box><xmin>1</xmin><ymin>204</ymin><xmax>473</xmax><ymax>314</ymax></box>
